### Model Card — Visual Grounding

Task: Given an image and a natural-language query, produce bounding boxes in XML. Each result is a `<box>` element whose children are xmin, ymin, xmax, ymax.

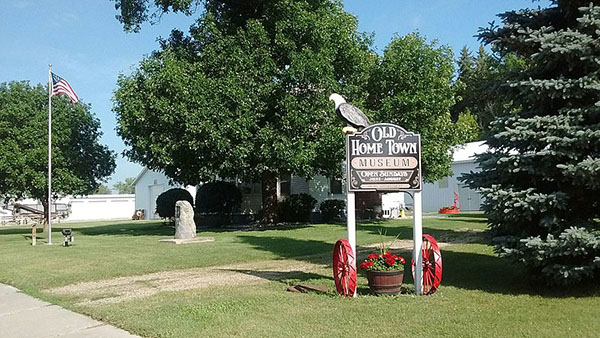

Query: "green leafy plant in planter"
<box><xmin>360</xmin><ymin>231</ymin><xmax>406</xmax><ymax>295</ymax></box>
<box><xmin>360</xmin><ymin>252</ymin><xmax>406</xmax><ymax>272</ymax></box>
<box><xmin>360</xmin><ymin>252</ymin><xmax>406</xmax><ymax>296</ymax></box>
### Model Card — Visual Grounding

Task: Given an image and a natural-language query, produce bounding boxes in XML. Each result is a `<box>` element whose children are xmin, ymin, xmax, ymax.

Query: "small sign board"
<box><xmin>346</xmin><ymin>123</ymin><xmax>421</xmax><ymax>192</ymax></box>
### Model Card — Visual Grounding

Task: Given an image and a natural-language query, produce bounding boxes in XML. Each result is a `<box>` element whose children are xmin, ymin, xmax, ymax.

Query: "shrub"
<box><xmin>156</xmin><ymin>188</ymin><xmax>193</xmax><ymax>218</ymax></box>
<box><xmin>502</xmin><ymin>227</ymin><xmax>600</xmax><ymax>286</ymax></box>
<box><xmin>195</xmin><ymin>181</ymin><xmax>242</xmax><ymax>215</ymax></box>
<box><xmin>320</xmin><ymin>199</ymin><xmax>346</xmax><ymax>223</ymax></box>
<box><xmin>278</xmin><ymin>193</ymin><xmax>317</xmax><ymax>223</ymax></box>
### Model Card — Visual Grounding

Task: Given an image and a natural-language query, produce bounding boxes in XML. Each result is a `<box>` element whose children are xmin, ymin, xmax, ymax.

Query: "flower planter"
<box><xmin>439</xmin><ymin>209</ymin><xmax>460</xmax><ymax>214</ymax></box>
<box><xmin>366</xmin><ymin>270</ymin><xmax>404</xmax><ymax>296</ymax></box>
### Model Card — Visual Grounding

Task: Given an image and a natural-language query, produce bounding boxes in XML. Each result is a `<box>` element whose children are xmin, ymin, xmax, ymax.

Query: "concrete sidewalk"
<box><xmin>0</xmin><ymin>283</ymin><xmax>139</xmax><ymax>338</ymax></box>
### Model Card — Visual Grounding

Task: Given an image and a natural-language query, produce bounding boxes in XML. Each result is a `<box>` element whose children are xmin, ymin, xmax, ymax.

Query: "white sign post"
<box><xmin>346</xmin><ymin>190</ymin><xmax>357</xmax><ymax>297</ymax></box>
<box><xmin>345</xmin><ymin>123</ymin><xmax>424</xmax><ymax>295</ymax></box>
<box><xmin>412</xmin><ymin>191</ymin><xmax>423</xmax><ymax>294</ymax></box>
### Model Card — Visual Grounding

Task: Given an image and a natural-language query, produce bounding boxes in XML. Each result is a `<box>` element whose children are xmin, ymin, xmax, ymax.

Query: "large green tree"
<box><xmin>113</xmin><ymin>0</ymin><xmax>374</xmax><ymax>222</ymax></box>
<box><xmin>0</xmin><ymin>82</ymin><xmax>116</xmax><ymax>223</ymax></box>
<box><xmin>463</xmin><ymin>1</ymin><xmax>600</xmax><ymax>285</ymax></box>
<box><xmin>113</xmin><ymin>177</ymin><xmax>136</xmax><ymax>194</ymax></box>
<box><xmin>367</xmin><ymin>33</ymin><xmax>478</xmax><ymax>181</ymax></box>
<box><xmin>111</xmin><ymin>0</ymin><xmax>203</xmax><ymax>33</ymax></box>
<box><xmin>452</xmin><ymin>45</ymin><xmax>527</xmax><ymax>134</ymax></box>
<box><xmin>95</xmin><ymin>184</ymin><xmax>113</xmax><ymax>194</ymax></box>
<box><xmin>112</xmin><ymin>1</ymin><xmax>476</xmax><ymax>222</ymax></box>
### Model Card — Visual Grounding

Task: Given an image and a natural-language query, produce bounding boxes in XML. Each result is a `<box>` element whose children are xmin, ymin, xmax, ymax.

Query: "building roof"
<box><xmin>132</xmin><ymin>167</ymin><xmax>149</xmax><ymax>186</ymax></box>
<box><xmin>452</xmin><ymin>141</ymin><xmax>488</xmax><ymax>163</ymax></box>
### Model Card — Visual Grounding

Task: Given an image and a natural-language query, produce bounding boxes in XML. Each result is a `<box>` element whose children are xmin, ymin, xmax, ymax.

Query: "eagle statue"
<box><xmin>329</xmin><ymin>93</ymin><xmax>370</xmax><ymax>135</ymax></box>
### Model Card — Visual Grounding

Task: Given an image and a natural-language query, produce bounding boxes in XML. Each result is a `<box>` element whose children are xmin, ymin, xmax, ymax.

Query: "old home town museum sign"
<box><xmin>347</xmin><ymin>123</ymin><xmax>422</xmax><ymax>192</ymax></box>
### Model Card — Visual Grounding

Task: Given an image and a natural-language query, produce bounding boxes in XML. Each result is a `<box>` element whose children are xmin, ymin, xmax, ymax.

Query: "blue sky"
<box><xmin>0</xmin><ymin>0</ymin><xmax>549</xmax><ymax>190</ymax></box>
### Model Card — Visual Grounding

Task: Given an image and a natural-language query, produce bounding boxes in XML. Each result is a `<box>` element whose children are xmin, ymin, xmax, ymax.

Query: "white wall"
<box><xmin>380</xmin><ymin>160</ymin><xmax>483</xmax><ymax>214</ymax></box>
<box><xmin>68</xmin><ymin>195</ymin><xmax>135</xmax><ymax>221</ymax></box>
<box><xmin>382</xmin><ymin>192</ymin><xmax>407</xmax><ymax>210</ymax></box>
<box><xmin>307</xmin><ymin>175</ymin><xmax>346</xmax><ymax>210</ymax></box>
<box><xmin>134</xmin><ymin>169</ymin><xmax>179</xmax><ymax>220</ymax></box>
<box><xmin>291</xmin><ymin>176</ymin><xmax>309</xmax><ymax>195</ymax></box>
<box><xmin>133</xmin><ymin>169</ymin><xmax>200</xmax><ymax>220</ymax></box>
<box><xmin>4</xmin><ymin>195</ymin><xmax>135</xmax><ymax>222</ymax></box>
<box><xmin>421</xmin><ymin>161</ymin><xmax>482</xmax><ymax>212</ymax></box>
<box><xmin>0</xmin><ymin>209</ymin><xmax>10</xmax><ymax>220</ymax></box>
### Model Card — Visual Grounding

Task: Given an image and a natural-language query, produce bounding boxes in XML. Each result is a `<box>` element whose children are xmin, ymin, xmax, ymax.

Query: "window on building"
<box><xmin>239</xmin><ymin>182</ymin><xmax>261</xmax><ymax>195</ymax></box>
<box><xmin>280</xmin><ymin>173</ymin><xmax>291</xmax><ymax>198</ymax></box>
<box><xmin>330</xmin><ymin>178</ymin><xmax>343</xmax><ymax>195</ymax></box>
<box><xmin>438</xmin><ymin>177</ymin><xmax>449</xmax><ymax>189</ymax></box>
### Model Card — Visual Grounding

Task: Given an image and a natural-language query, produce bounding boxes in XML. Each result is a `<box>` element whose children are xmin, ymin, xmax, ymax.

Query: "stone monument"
<box><xmin>159</xmin><ymin>200</ymin><xmax>214</xmax><ymax>245</ymax></box>
<box><xmin>174</xmin><ymin>200</ymin><xmax>196</xmax><ymax>239</ymax></box>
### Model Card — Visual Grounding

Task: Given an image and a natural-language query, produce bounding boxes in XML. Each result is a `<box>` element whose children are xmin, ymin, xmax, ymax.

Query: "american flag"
<box><xmin>51</xmin><ymin>72</ymin><xmax>78</xmax><ymax>104</ymax></box>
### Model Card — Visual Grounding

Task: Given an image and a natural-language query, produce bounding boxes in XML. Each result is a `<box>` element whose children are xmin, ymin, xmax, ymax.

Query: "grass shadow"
<box><xmin>200</xmin><ymin>223</ymin><xmax>313</xmax><ymax>233</ymax></box>
<box><xmin>74</xmin><ymin>222</ymin><xmax>174</xmax><ymax>237</ymax></box>
<box><xmin>441</xmin><ymin>217</ymin><xmax>488</xmax><ymax>225</ymax></box>
<box><xmin>237</xmin><ymin>235</ymin><xmax>332</xmax><ymax>265</ymax></box>
<box><xmin>354</xmin><ymin>247</ymin><xmax>599</xmax><ymax>298</ymax></box>
<box><xmin>422</xmin><ymin>249</ymin><xmax>600</xmax><ymax>298</ymax></box>
<box><xmin>0</xmin><ymin>227</ymin><xmax>38</xmax><ymax>236</ymax></box>
<box><xmin>0</xmin><ymin>221</ymin><xmax>176</xmax><ymax>237</ymax></box>
<box><xmin>447</xmin><ymin>212</ymin><xmax>486</xmax><ymax>219</ymax></box>
<box><xmin>224</xmin><ymin>269</ymin><xmax>331</xmax><ymax>284</ymax></box>
<box><xmin>357</xmin><ymin>223</ymin><xmax>490</xmax><ymax>245</ymax></box>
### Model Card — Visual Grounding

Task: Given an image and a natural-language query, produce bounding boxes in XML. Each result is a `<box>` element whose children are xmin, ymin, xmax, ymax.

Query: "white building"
<box><xmin>278</xmin><ymin>173</ymin><xmax>347</xmax><ymax>211</ymax></box>
<box><xmin>134</xmin><ymin>141</ymin><xmax>487</xmax><ymax>219</ymax></box>
<box><xmin>66</xmin><ymin>194</ymin><xmax>136</xmax><ymax>221</ymax></box>
<box><xmin>132</xmin><ymin>168</ymin><xmax>198</xmax><ymax>220</ymax></box>
<box><xmin>382</xmin><ymin>141</ymin><xmax>487</xmax><ymax>213</ymax></box>
<box><xmin>133</xmin><ymin>168</ymin><xmax>346</xmax><ymax>219</ymax></box>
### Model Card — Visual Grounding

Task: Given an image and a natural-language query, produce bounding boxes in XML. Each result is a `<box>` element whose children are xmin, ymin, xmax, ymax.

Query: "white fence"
<box><xmin>1</xmin><ymin>195</ymin><xmax>135</xmax><ymax>224</ymax></box>
<box><xmin>67</xmin><ymin>194</ymin><xmax>135</xmax><ymax>221</ymax></box>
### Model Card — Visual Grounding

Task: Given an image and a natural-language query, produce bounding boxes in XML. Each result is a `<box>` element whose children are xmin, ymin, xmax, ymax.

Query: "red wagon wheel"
<box><xmin>332</xmin><ymin>239</ymin><xmax>357</xmax><ymax>297</ymax></box>
<box><xmin>412</xmin><ymin>234</ymin><xmax>442</xmax><ymax>295</ymax></box>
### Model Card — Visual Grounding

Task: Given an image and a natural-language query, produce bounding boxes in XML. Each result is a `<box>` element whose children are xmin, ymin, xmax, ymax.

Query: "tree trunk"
<box><xmin>261</xmin><ymin>171</ymin><xmax>279</xmax><ymax>224</ymax></box>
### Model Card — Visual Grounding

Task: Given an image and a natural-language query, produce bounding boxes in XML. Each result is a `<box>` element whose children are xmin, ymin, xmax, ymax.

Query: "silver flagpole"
<box><xmin>47</xmin><ymin>64</ymin><xmax>52</xmax><ymax>245</ymax></box>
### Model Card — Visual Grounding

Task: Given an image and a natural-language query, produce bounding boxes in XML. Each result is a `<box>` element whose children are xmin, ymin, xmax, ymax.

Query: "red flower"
<box><xmin>399</xmin><ymin>257</ymin><xmax>405</xmax><ymax>264</ymax></box>
<box><xmin>385</xmin><ymin>257</ymin><xmax>396</xmax><ymax>266</ymax></box>
<box><xmin>361</xmin><ymin>261</ymin><xmax>374</xmax><ymax>270</ymax></box>
<box><xmin>367</xmin><ymin>253</ymin><xmax>379</xmax><ymax>260</ymax></box>
<box><xmin>382</xmin><ymin>251</ymin><xmax>392</xmax><ymax>259</ymax></box>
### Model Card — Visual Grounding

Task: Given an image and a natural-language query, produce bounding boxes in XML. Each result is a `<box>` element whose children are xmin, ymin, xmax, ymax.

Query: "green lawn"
<box><xmin>1</xmin><ymin>215</ymin><xmax>599</xmax><ymax>337</ymax></box>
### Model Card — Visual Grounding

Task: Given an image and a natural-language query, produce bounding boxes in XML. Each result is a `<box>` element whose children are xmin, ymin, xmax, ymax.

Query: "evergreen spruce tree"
<box><xmin>452</xmin><ymin>44</ymin><xmax>522</xmax><ymax>134</ymax></box>
<box><xmin>457</xmin><ymin>46</ymin><xmax>475</xmax><ymax>78</ymax></box>
<box><xmin>463</xmin><ymin>1</ymin><xmax>600</xmax><ymax>286</ymax></box>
